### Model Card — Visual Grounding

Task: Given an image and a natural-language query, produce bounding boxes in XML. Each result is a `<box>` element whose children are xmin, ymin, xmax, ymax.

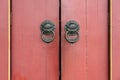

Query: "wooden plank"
<box><xmin>112</xmin><ymin>0</ymin><xmax>120</xmax><ymax>79</ymax></box>
<box><xmin>62</xmin><ymin>0</ymin><xmax>108</xmax><ymax>80</ymax></box>
<box><xmin>87</xmin><ymin>0</ymin><xmax>108</xmax><ymax>80</ymax></box>
<box><xmin>61</xmin><ymin>0</ymin><xmax>86</xmax><ymax>80</ymax></box>
<box><xmin>0</xmin><ymin>0</ymin><xmax>8</xmax><ymax>80</ymax></box>
<box><xmin>12</xmin><ymin>0</ymin><xmax>59</xmax><ymax>80</ymax></box>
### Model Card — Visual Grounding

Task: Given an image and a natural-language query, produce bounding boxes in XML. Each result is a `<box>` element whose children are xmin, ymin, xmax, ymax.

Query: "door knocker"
<box><xmin>40</xmin><ymin>20</ymin><xmax>55</xmax><ymax>43</ymax></box>
<box><xmin>64</xmin><ymin>20</ymin><xmax>80</xmax><ymax>43</ymax></box>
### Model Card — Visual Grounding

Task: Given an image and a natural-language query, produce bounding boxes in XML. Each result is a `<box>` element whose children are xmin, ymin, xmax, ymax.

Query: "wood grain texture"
<box><xmin>87</xmin><ymin>0</ymin><xmax>108</xmax><ymax>80</ymax></box>
<box><xmin>61</xmin><ymin>0</ymin><xmax>86</xmax><ymax>80</ymax></box>
<box><xmin>12</xmin><ymin>0</ymin><xmax>59</xmax><ymax>80</ymax></box>
<box><xmin>112</xmin><ymin>0</ymin><xmax>120</xmax><ymax>79</ymax></box>
<box><xmin>0</xmin><ymin>0</ymin><xmax>8</xmax><ymax>80</ymax></box>
<box><xmin>62</xmin><ymin>0</ymin><xmax>108</xmax><ymax>80</ymax></box>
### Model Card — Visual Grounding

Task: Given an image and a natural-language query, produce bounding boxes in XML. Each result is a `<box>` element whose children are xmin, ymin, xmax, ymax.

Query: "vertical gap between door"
<box><xmin>108</xmin><ymin>0</ymin><xmax>110</xmax><ymax>80</ymax></box>
<box><xmin>10</xmin><ymin>0</ymin><xmax>12</xmax><ymax>80</ymax></box>
<box><xmin>59</xmin><ymin>0</ymin><xmax>61</xmax><ymax>79</ymax></box>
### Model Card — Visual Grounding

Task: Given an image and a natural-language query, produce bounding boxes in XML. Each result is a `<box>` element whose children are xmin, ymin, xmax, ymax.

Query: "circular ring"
<box><xmin>41</xmin><ymin>31</ymin><xmax>55</xmax><ymax>43</ymax></box>
<box><xmin>65</xmin><ymin>31</ymin><xmax>79</xmax><ymax>43</ymax></box>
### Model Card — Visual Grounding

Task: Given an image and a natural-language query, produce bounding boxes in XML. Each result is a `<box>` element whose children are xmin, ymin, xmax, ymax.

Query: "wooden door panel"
<box><xmin>12</xmin><ymin>0</ymin><xmax>59</xmax><ymax>80</ymax></box>
<box><xmin>62</xmin><ymin>0</ymin><xmax>108</xmax><ymax>80</ymax></box>
<box><xmin>87</xmin><ymin>0</ymin><xmax>108</xmax><ymax>80</ymax></box>
<box><xmin>112</xmin><ymin>0</ymin><xmax>120</xmax><ymax>79</ymax></box>
<box><xmin>0</xmin><ymin>0</ymin><xmax>8</xmax><ymax>80</ymax></box>
<box><xmin>61</xmin><ymin>0</ymin><xmax>87</xmax><ymax>80</ymax></box>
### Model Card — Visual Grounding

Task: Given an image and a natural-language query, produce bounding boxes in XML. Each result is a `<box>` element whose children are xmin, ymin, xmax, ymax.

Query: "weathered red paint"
<box><xmin>0</xmin><ymin>0</ymin><xmax>8</xmax><ymax>80</ymax></box>
<box><xmin>12</xmin><ymin>0</ymin><xmax>59</xmax><ymax>80</ymax></box>
<box><xmin>62</xmin><ymin>0</ymin><xmax>108</xmax><ymax>80</ymax></box>
<box><xmin>112</xmin><ymin>0</ymin><xmax>120</xmax><ymax>79</ymax></box>
<box><xmin>87</xmin><ymin>0</ymin><xmax>108</xmax><ymax>79</ymax></box>
<box><xmin>62</xmin><ymin>0</ymin><xmax>86</xmax><ymax>80</ymax></box>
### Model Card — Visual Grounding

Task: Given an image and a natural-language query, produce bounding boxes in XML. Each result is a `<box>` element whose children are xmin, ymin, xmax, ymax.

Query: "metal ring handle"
<box><xmin>64</xmin><ymin>20</ymin><xmax>80</xmax><ymax>43</ymax></box>
<box><xmin>65</xmin><ymin>31</ymin><xmax>79</xmax><ymax>43</ymax></box>
<box><xmin>40</xmin><ymin>20</ymin><xmax>55</xmax><ymax>43</ymax></box>
<box><xmin>41</xmin><ymin>31</ymin><xmax>55</xmax><ymax>43</ymax></box>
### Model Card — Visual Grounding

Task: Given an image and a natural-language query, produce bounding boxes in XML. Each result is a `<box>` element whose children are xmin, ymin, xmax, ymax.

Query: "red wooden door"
<box><xmin>61</xmin><ymin>0</ymin><xmax>108</xmax><ymax>80</ymax></box>
<box><xmin>0</xmin><ymin>0</ymin><xmax>8</xmax><ymax>80</ymax></box>
<box><xmin>11</xmin><ymin>0</ymin><xmax>59</xmax><ymax>80</ymax></box>
<box><xmin>112</xmin><ymin>0</ymin><xmax>120</xmax><ymax>79</ymax></box>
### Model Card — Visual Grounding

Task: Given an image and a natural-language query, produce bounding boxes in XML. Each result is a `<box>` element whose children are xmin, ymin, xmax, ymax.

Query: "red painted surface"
<box><xmin>62</xmin><ymin>0</ymin><xmax>108</xmax><ymax>80</ymax></box>
<box><xmin>12</xmin><ymin>0</ymin><xmax>59</xmax><ymax>80</ymax></box>
<box><xmin>112</xmin><ymin>0</ymin><xmax>120</xmax><ymax>80</ymax></box>
<box><xmin>87</xmin><ymin>0</ymin><xmax>108</xmax><ymax>79</ymax></box>
<box><xmin>0</xmin><ymin>0</ymin><xmax>8</xmax><ymax>80</ymax></box>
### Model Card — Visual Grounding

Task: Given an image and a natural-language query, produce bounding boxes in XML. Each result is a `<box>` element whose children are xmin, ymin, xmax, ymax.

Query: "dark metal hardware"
<box><xmin>40</xmin><ymin>20</ymin><xmax>55</xmax><ymax>43</ymax></box>
<box><xmin>65</xmin><ymin>20</ymin><xmax>80</xmax><ymax>43</ymax></box>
